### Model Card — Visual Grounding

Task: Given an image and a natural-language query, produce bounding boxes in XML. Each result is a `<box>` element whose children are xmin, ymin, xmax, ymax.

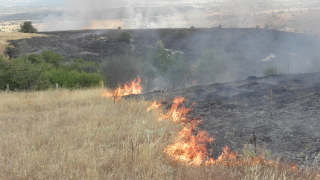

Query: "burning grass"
<box><xmin>0</xmin><ymin>89</ymin><xmax>319</xmax><ymax>179</ymax></box>
<box><xmin>102</xmin><ymin>76</ymin><xmax>142</xmax><ymax>101</ymax></box>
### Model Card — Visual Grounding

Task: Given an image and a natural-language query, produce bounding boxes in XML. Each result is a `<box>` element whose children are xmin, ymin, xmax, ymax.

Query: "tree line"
<box><xmin>1</xmin><ymin>20</ymin><xmax>227</xmax><ymax>91</ymax></box>
<box><xmin>1</xmin><ymin>39</ymin><xmax>227</xmax><ymax>91</ymax></box>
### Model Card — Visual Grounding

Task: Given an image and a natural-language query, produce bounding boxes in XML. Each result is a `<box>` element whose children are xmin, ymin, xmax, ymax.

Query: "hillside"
<box><xmin>7</xmin><ymin>28</ymin><xmax>320</xmax><ymax>82</ymax></box>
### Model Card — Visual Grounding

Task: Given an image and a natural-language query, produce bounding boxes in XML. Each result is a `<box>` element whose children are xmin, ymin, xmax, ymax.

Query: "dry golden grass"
<box><xmin>0</xmin><ymin>88</ymin><xmax>319</xmax><ymax>179</ymax></box>
<box><xmin>0</xmin><ymin>32</ymin><xmax>49</xmax><ymax>57</ymax></box>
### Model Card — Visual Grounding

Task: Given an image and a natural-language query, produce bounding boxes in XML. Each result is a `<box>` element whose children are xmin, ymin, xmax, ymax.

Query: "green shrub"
<box><xmin>0</xmin><ymin>51</ymin><xmax>103</xmax><ymax>91</ymax></box>
<box><xmin>41</xmin><ymin>49</ymin><xmax>63</xmax><ymax>67</ymax></box>
<box><xmin>120</xmin><ymin>31</ymin><xmax>132</xmax><ymax>43</ymax></box>
<box><xmin>18</xmin><ymin>21</ymin><xmax>38</xmax><ymax>33</ymax></box>
<box><xmin>26</xmin><ymin>54</ymin><xmax>43</xmax><ymax>64</ymax></box>
<box><xmin>142</xmin><ymin>40</ymin><xmax>190</xmax><ymax>89</ymax></box>
<box><xmin>63</xmin><ymin>58</ymin><xmax>100</xmax><ymax>73</ymax></box>
<box><xmin>46</xmin><ymin>69</ymin><xmax>102</xmax><ymax>89</ymax></box>
<box><xmin>8</xmin><ymin>58</ymin><xmax>52</xmax><ymax>90</ymax></box>
<box><xmin>191</xmin><ymin>49</ymin><xmax>226</xmax><ymax>84</ymax></box>
<box><xmin>0</xmin><ymin>56</ymin><xmax>14</xmax><ymax>90</ymax></box>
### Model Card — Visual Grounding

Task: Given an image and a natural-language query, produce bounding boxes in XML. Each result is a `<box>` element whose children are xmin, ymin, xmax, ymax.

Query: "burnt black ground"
<box><xmin>8</xmin><ymin>28</ymin><xmax>320</xmax><ymax>81</ymax></box>
<box><xmin>127</xmin><ymin>73</ymin><xmax>320</xmax><ymax>166</ymax></box>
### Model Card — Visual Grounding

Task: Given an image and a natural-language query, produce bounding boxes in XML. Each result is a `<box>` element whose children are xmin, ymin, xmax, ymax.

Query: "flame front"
<box><xmin>102</xmin><ymin>76</ymin><xmax>142</xmax><ymax>100</ymax></box>
<box><xmin>159</xmin><ymin>97</ymin><xmax>191</xmax><ymax>122</ymax></box>
<box><xmin>148</xmin><ymin>96</ymin><xmax>226</xmax><ymax>165</ymax></box>
<box><xmin>164</xmin><ymin>119</ymin><xmax>214</xmax><ymax>166</ymax></box>
<box><xmin>147</xmin><ymin>96</ymin><xmax>298</xmax><ymax>169</ymax></box>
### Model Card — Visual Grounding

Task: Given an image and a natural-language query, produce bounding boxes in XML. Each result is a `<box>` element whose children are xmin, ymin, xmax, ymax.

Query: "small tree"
<box><xmin>19</xmin><ymin>21</ymin><xmax>38</xmax><ymax>33</ymax></box>
<box><xmin>152</xmin><ymin>40</ymin><xmax>171</xmax><ymax>74</ymax></box>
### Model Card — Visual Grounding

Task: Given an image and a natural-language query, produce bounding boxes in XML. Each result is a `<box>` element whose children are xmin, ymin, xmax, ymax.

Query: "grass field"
<box><xmin>0</xmin><ymin>88</ymin><xmax>319</xmax><ymax>179</ymax></box>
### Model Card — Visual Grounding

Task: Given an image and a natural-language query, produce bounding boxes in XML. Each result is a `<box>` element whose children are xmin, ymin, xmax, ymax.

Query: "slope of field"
<box><xmin>7</xmin><ymin>28</ymin><xmax>320</xmax><ymax>81</ymax></box>
<box><xmin>0</xmin><ymin>88</ymin><xmax>318</xmax><ymax>179</ymax></box>
<box><xmin>0</xmin><ymin>32</ymin><xmax>49</xmax><ymax>57</ymax></box>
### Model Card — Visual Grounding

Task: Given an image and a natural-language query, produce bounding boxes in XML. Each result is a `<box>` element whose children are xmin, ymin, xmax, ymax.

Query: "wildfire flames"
<box><xmin>161</xmin><ymin>97</ymin><xmax>191</xmax><ymax>122</ymax></box>
<box><xmin>102</xmin><ymin>76</ymin><xmax>142</xmax><ymax>100</ymax></box>
<box><xmin>148</xmin><ymin>96</ymin><xmax>238</xmax><ymax>166</ymax></box>
<box><xmin>101</xmin><ymin>78</ymin><xmax>299</xmax><ymax>170</ymax></box>
<box><xmin>147</xmin><ymin>97</ymin><xmax>298</xmax><ymax>168</ymax></box>
<box><xmin>164</xmin><ymin>119</ymin><xmax>215</xmax><ymax>166</ymax></box>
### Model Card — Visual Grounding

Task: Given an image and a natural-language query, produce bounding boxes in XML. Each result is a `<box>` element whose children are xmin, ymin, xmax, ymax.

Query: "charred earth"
<box><xmin>128</xmin><ymin>73</ymin><xmax>320</xmax><ymax>166</ymax></box>
<box><xmin>7</xmin><ymin>28</ymin><xmax>320</xmax><ymax>81</ymax></box>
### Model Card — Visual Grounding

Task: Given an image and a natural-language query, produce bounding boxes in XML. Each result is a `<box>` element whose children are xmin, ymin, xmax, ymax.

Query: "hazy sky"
<box><xmin>0</xmin><ymin>0</ymin><xmax>293</xmax><ymax>7</ymax></box>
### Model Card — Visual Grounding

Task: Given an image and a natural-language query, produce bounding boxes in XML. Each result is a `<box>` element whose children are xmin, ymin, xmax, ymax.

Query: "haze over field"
<box><xmin>1</xmin><ymin>0</ymin><xmax>320</xmax><ymax>34</ymax></box>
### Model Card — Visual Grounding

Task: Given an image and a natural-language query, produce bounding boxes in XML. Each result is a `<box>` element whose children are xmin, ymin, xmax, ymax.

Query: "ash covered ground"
<box><xmin>128</xmin><ymin>73</ymin><xmax>320</xmax><ymax>166</ymax></box>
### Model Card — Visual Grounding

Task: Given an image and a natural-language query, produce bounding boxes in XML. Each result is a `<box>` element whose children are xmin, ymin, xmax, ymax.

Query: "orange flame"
<box><xmin>164</xmin><ymin>119</ymin><xmax>215</xmax><ymax>166</ymax></box>
<box><xmin>147</xmin><ymin>96</ymin><xmax>299</xmax><ymax>170</ymax></box>
<box><xmin>147</xmin><ymin>101</ymin><xmax>162</xmax><ymax>111</ymax></box>
<box><xmin>148</xmin><ymin>97</ymin><xmax>299</xmax><ymax>169</ymax></box>
<box><xmin>159</xmin><ymin>97</ymin><xmax>192</xmax><ymax>122</ymax></box>
<box><xmin>148</xmin><ymin>96</ymin><xmax>238</xmax><ymax>166</ymax></box>
<box><xmin>102</xmin><ymin>76</ymin><xmax>142</xmax><ymax>100</ymax></box>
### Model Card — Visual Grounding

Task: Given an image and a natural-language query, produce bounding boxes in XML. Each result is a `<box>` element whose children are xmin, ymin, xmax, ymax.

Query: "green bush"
<box><xmin>0</xmin><ymin>56</ymin><xmax>14</xmax><ymax>90</ymax></box>
<box><xmin>63</xmin><ymin>58</ymin><xmax>100</xmax><ymax>73</ymax></box>
<box><xmin>19</xmin><ymin>21</ymin><xmax>38</xmax><ymax>33</ymax></box>
<box><xmin>120</xmin><ymin>31</ymin><xmax>132</xmax><ymax>43</ymax></box>
<box><xmin>46</xmin><ymin>69</ymin><xmax>102</xmax><ymax>89</ymax></box>
<box><xmin>0</xmin><ymin>51</ymin><xmax>103</xmax><ymax>91</ymax></box>
<box><xmin>8</xmin><ymin>58</ymin><xmax>52</xmax><ymax>90</ymax></box>
<box><xmin>41</xmin><ymin>49</ymin><xmax>63</xmax><ymax>67</ymax></box>
<box><xmin>192</xmin><ymin>49</ymin><xmax>226</xmax><ymax>84</ymax></box>
<box><xmin>26</xmin><ymin>54</ymin><xmax>43</xmax><ymax>64</ymax></box>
